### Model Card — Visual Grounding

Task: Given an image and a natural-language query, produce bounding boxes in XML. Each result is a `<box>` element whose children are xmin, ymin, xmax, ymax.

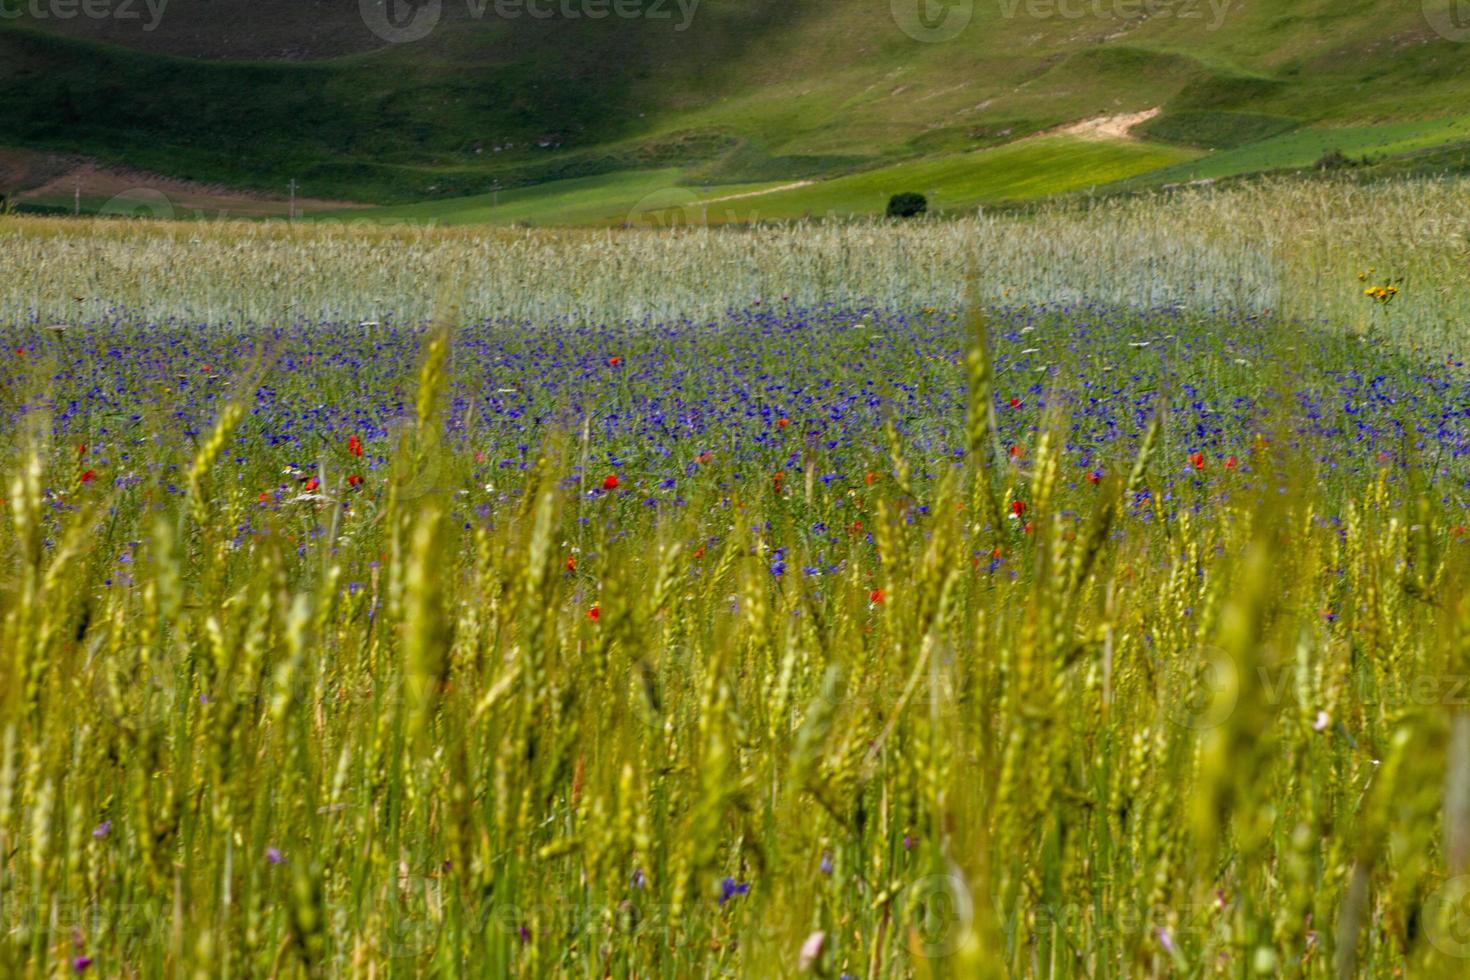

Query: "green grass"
<box><xmin>1135</xmin><ymin>110</ymin><xmax>1302</xmax><ymax>150</ymax></box>
<box><xmin>312</xmin><ymin>168</ymin><xmax>781</xmax><ymax>226</ymax></box>
<box><xmin>328</xmin><ymin>136</ymin><xmax>1200</xmax><ymax>226</ymax></box>
<box><xmin>8</xmin><ymin>1</ymin><xmax>1470</xmax><ymax>206</ymax></box>
<box><xmin>1140</xmin><ymin>115</ymin><xmax>1470</xmax><ymax>184</ymax></box>
<box><xmin>707</xmin><ymin>136</ymin><xmax>1200</xmax><ymax>220</ymax></box>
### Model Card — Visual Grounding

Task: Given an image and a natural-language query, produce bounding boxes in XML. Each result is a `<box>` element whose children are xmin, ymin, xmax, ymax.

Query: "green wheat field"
<box><xmin>5</xmin><ymin>175</ymin><xmax>1470</xmax><ymax>978</ymax></box>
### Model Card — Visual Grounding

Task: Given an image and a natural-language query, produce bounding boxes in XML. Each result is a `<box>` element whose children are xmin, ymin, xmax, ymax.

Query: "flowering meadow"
<box><xmin>5</xmin><ymin>186</ymin><xmax>1470</xmax><ymax>978</ymax></box>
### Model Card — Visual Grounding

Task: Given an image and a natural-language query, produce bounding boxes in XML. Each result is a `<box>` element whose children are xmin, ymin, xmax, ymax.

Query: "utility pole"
<box><xmin>289</xmin><ymin>179</ymin><xmax>297</xmax><ymax>221</ymax></box>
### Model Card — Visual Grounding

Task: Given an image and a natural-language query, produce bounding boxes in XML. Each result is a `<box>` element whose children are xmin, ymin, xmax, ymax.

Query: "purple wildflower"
<box><xmin>718</xmin><ymin>876</ymin><xmax>750</xmax><ymax>905</ymax></box>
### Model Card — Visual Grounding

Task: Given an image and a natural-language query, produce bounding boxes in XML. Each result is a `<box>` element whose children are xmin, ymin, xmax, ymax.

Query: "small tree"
<box><xmin>886</xmin><ymin>192</ymin><xmax>928</xmax><ymax>219</ymax></box>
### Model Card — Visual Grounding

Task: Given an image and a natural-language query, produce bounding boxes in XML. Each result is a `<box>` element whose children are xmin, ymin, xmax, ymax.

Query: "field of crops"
<box><xmin>5</xmin><ymin>176</ymin><xmax>1470</xmax><ymax>977</ymax></box>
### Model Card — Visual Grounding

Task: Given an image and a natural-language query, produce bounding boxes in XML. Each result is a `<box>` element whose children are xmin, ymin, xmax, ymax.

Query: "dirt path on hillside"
<box><xmin>1053</xmin><ymin>107</ymin><xmax>1162</xmax><ymax>141</ymax></box>
<box><xmin>699</xmin><ymin>180</ymin><xmax>818</xmax><ymax>206</ymax></box>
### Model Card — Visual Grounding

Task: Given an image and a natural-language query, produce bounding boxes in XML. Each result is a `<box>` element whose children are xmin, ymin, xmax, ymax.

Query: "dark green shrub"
<box><xmin>886</xmin><ymin>192</ymin><xmax>927</xmax><ymax>218</ymax></box>
<box><xmin>1315</xmin><ymin>149</ymin><xmax>1357</xmax><ymax>170</ymax></box>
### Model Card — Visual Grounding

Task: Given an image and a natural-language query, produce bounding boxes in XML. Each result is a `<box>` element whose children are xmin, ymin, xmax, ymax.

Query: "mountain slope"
<box><xmin>2</xmin><ymin>1</ymin><xmax>1468</xmax><ymax>209</ymax></box>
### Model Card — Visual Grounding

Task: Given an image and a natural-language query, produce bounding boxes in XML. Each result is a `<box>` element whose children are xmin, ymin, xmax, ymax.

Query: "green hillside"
<box><xmin>328</xmin><ymin>135</ymin><xmax>1199</xmax><ymax>226</ymax></box>
<box><xmin>4</xmin><ymin>1</ymin><xmax>1470</xmax><ymax>220</ymax></box>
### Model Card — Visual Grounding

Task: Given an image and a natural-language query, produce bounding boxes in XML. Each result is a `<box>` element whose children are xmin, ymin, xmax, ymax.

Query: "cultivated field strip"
<box><xmin>4</xmin><ymin>177</ymin><xmax>1468</xmax><ymax>345</ymax></box>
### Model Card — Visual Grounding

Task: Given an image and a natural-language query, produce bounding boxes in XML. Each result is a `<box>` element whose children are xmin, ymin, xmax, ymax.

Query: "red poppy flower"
<box><xmin>692</xmin><ymin>546</ymin><xmax>706</xmax><ymax>559</ymax></box>
<box><xmin>77</xmin><ymin>443</ymin><xmax>88</xmax><ymax>457</ymax></box>
<box><xmin>588</xmin><ymin>605</ymin><xmax>600</xmax><ymax>621</ymax></box>
<box><xmin>1009</xmin><ymin>398</ymin><xmax>1021</xmax><ymax>408</ymax></box>
<box><xmin>1189</xmin><ymin>452</ymin><xmax>1206</xmax><ymax>471</ymax></box>
<box><xmin>565</xmin><ymin>555</ymin><xmax>577</xmax><ymax>571</ymax></box>
<box><xmin>776</xmin><ymin>417</ymin><xmax>790</xmax><ymax>428</ymax></box>
<box><xmin>1225</xmin><ymin>455</ymin><xmax>1239</xmax><ymax>470</ymax></box>
<box><xmin>773</xmin><ymin>470</ymin><xmax>785</xmax><ymax>488</ymax></box>
<box><xmin>1085</xmin><ymin>470</ymin><xmax>1102</xmax><ymax>485</ymax></box>
<box><xmin>347</xmin><ymin>474</ymin><xmax>364</xmax><ymax>488</ymax></box>
<box><xmin>1010</xmin><ymin>499</ymin><xmax>1026</xmax><ymax>517</ymax></box>
<box><xmin>697</xmin><ymin>451</ymin><xmax>713</xmax><ymax>464</ymax></box>
<box><xmin>864</xmin><ymin>470</ymin><xmax>877</xmax><ymax>485</ymax></box>
<box><xmin>258</xmin><ymin>490</ymin><xmax>271</xmax><ymax>503</ymax></box>
<box><xmin>79</xmin><ymin>469</ymin><xmax>96</xmax><ymax>484</ymax></box>
<box><xmin>303</xmin><ymin>476</ymin><xmax>320</xmax><ymax>492</ymax></box>
<box><xmin>602</xmin><ymin>474</ymin><xmax>620</xmax><ymax>491</ymax></box>
<box><xmin>348</xmin><ymin>434</ymin><xmax>364</xmax><ymax>457</ymax></box>
<box><xmin>608</xmin><ymin>356</ymin><xmax>622</xmax><ymax>367</ymax></box>
<box><xmin>868</xmin><ymin>588</ymin><xmax>886</xmax><ymax>604</ymax></box>
<box><xmin>1008</xmin><ymin>444</ymin><xmax>1023</xmax><ymax>458</ymax></box>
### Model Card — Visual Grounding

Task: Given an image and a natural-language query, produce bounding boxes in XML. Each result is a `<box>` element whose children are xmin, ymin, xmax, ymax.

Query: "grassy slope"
<box><xmin>700</xmin><ymin>136</ymin><xmax>1199</xmax><ymax>221</ymax></box>
<box><xmin>5</xmin><ymin>1</ymin><xmax>1470</xmax><ymax>219</ymax></box>
<box><xmin>315</xmin><ymin>136</ymin><xmax>1198</xmax><ymax>225</ymax></box>
<box><xmin>319</xmin><ymin>168</ymin><xmax>774</xmax><ymax>226</ymax></box>
<box><xmin>1140</xmin><ymin>114</ymin><xmax>1470</xmax><ymax>183</ymax></box>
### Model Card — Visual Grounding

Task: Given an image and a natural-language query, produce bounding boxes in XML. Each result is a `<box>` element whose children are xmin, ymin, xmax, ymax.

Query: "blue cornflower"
<box><xmin>718</xmin><ymin>876</ymin><xmax>750</xmax><ymax>905</ymax></box>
